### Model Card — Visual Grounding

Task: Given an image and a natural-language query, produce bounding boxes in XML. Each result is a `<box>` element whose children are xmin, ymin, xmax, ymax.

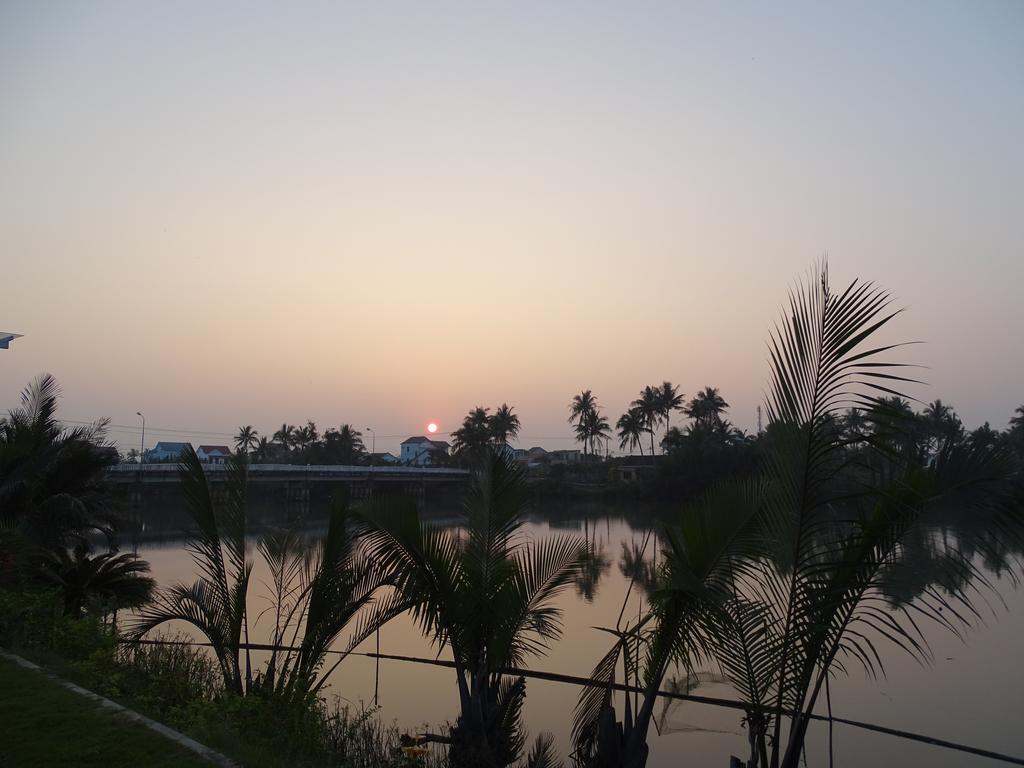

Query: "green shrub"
<box><xmin>0</xmin><ymin>587</ymin><xmax>114</xmax><ymax>660</ymax></box>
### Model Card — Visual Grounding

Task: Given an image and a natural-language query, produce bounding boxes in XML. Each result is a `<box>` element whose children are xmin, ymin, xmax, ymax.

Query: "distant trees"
<box><xmin>322</xmin><ymin>425</ymin><xmax>365</xmax><ymax>464</ymax></box>
<box><xmin>451</xmin><ymin>404</ymin><xmax>523</xmax><ymax>463</ymax></box>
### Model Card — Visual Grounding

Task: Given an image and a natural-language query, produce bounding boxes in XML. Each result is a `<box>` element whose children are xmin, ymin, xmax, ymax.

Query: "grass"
<box><xmin>0</xmin><ymin>657</ymin><xmax>214</xmax><ymax>768</ymax></box>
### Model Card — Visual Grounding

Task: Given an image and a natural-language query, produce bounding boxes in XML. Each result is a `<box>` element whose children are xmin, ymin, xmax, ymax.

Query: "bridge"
<box><xmin>106</xmin><ymin>463</ymin><xmax>470</xmax><ymax>485</ymax></box>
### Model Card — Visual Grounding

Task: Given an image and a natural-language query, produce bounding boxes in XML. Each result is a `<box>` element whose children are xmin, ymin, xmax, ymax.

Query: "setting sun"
<box><xmin>427</xmin><ymin>422</ymin><xmax>438</xmax><ymax>434</ymax></box>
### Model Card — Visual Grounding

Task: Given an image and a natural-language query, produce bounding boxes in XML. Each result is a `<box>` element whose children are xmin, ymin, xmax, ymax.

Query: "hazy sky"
<box><xmin>2</xmin><ymin>1</ymin><xmax>1022</xmax><ymax>454</ymax></box>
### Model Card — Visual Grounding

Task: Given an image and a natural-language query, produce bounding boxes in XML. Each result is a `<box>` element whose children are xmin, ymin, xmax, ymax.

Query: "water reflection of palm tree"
<box><xmin>617</xmin><ymin>539</ymin><xmax>658</xmax><ymax>598</ymax></box>
<box><xmin>576</xmin><ymin>518</ymin><xmax>611</xmax><ymax>602</ymax></box>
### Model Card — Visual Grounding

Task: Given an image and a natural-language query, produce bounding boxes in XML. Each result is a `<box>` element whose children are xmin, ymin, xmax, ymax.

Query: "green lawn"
<box><xmin>0</xmin><ymin>657</ymin><xmax>214</xmax><ymax>767</ymax></box>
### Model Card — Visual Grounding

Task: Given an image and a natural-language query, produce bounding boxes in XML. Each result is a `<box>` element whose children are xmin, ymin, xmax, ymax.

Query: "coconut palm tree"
<box><xmin>452</xmin><ymin>407</ymin><xmax>493</xmax><ymax>461</ymax></box>
<box><xmin>581</xmin><ymin>409</ymin><xmax>611</xmax><ymax>458</ymax></box>
<box><xmin>616</xmin><ymin>408</ymin><xmax>647</xmax><ymax>456</ymax></box>
<box><xmin>273</xmin><ymin>424</ymin><xmax>296</xmax><ymax>457</ymax></box>
<box><xmin>1009</xmin><ymin>405</ymin><xmax>1024</xmax><ymax>431</ymax></box>
<box><xmin>358</xmin><ymin>448</ymin><xmax>584</xmax><ymax>767</ymax></box>
<box><xmin>130</xmin><ymin>447</ymin><xmax>399</xmax><ymax>701</ymax></box>
<box><xmin>0</xmin><ymin>374</ymin><xmax>121</xmax><ymax>549</ymax></box>
<box><xmin>683</xmin><ymin>386</ymin><xmax>729</xmax><ymax>428</ymax></box>
<box><xmin>234</xmin><ymin>425</ymin><xmax>259</xmax><ymax>455</ymax></box>
<box><xmin>569</xmin><ymin>391</ymin><xmax>598</xmax><ymax>457</ymax></box>
<box><xmin>631</xmin><ymin>386</ymin><xmax>661</xmax><ymax>455</ymax></box>
<box><xmin>323</xmin><ymin>424</ymin><xmax>365</xmax><ymax>464</ymax></box>
<box><xmin>254</xmin><ymin>436</ymin><xmax>272</xmax><ymax>463</ymax></box>
<box><xmin>573</xmin><ymin>262</ymin><xmax>1024</xmax><ymax>768</ymax></box>
<box><xmin>921</xmin><ymin>399</ymin><xmax>963</xmax><ymax>457</ymax></box>
<box><xmin>489</xmin><ymin>404</ymin><xmax>522</xmax><ymax>448</ymax></box>
<box><xmin>655</xmin><ymin>382</ymin><xmax>684</xmax><ymax>446</ymax></box>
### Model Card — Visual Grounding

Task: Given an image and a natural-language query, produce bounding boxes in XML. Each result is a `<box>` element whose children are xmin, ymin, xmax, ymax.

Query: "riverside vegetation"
<box><xmin>2</xmin><ymin>261</ymin><xmax>1023</xmax><ymax>767</ymax></box>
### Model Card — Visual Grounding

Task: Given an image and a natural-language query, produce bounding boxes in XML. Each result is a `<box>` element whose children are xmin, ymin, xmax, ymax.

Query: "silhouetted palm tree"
<box><xmin>616</xmin><ymin>408</ymin><xmax>646</xmax><ymax>456</ymax></box>
<box><xmin>573</xmin><ymin>262</ymin><xmax>1024</xmax><ymax>768</ymax></box>
<box><xmin>1009</xmin><ymin>405</ymin><xmax>1024</xmax><ymax>430</ymax></box>
<box><xmin>655</xmin><ymin>382</ymin><xmax>684</xmax><ymax>447</ymax></box>
<box><xmin>0</xmin><ymin>374</ymin><xmax>121</xmax><ymax>549</ymax></box>
<box><xmin>359</xmin><ymin>448</ymin><xmax>584</xmax><ymax>767</ymax></box>
<box><xmin>579</xmin><ymin>409</ymin><xmax>611</xmax><ymax>458</ymax></box>
<box><xmin>130</xmin><ymin>447</ymin><xmax>397</xmax><ymax>701</ymax></box>
<box><xmin>234</xmin><ymin>425</ymin><xmax>259</xmax><ymax>455</ymax></box>
<box><xmin>272</xmin><ymin>424</ymin><xmax>295</xmax><ymax>457</ymax></box>
<box><xmin>569</xmin><ymin>391</ymin><xmax>598</xmax><ymax>457</ymax></box>
<box><xmin>323</xmin><ymin>424</ymin><xmax>365</xmax><ymax>464</ymax></box>
<box><xmin>253</xmin><ymin>436</ymin><xmax>271</xmax><ymax>462</ymax></box>
<box><xmin>684</xmin><ymin>386</ymin><xmax>729</xmax><ymax>427</ymax></box>
<box><xmin>39</xmin><ymin>544</ymin><xmax>154</xmax><ymax>617</ymax></box>
<box><xmin>489</xmin><ymin>403</ymin><xmax>522</xmax><ymax>447</ymax></box>
<box><xmin>632</xmin><ymin>386</ymin><xmax>661</xmax><ymax>455</ymax></box>
<box><xmin>452</xmin><ymin>407</ymin><xmax>493</xmax><ymax>461</ymax></box>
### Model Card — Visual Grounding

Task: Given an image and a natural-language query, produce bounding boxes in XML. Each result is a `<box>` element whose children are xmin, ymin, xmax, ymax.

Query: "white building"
<box><xmin>400</xmin><ymin>436</ymin><xmax>450</xmax><ymax>466</ymax></box>
<box><xmin>196</xmin><ymin>445</ymin><xmax>232</xmax><ymax>465</ymax></box>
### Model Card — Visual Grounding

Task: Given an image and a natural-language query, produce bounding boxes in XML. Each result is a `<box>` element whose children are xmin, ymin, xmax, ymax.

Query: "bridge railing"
<box><xmin>108</xmin><ymin>463</ymin><xmax>469</xmax><ymax>476</ymax></box>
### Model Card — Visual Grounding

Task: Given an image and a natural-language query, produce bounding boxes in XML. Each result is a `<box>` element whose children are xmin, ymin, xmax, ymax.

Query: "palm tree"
<box><xmin>683</xmin><ymin>386</ymin><xmax>729</xmax><ymax>428</ymax></box>
<box><xmin>272</xmin><ymin>424</ymin><xmax>296</xmax><ymax>457</ymax></box>
<box><xmin>921</xmin><ymin>399</ymin><xmax>963</xmax><ymax>457</ymax></box>
<box><xmin>489</xmin><ymin>404</ymin><xmax>522</xmax><ymax>448</ymax></box>
<box><xmin>581</xmin><ymin>409</ymin><xmax>611</xmax><ymax>458</ymax></box>
<box><xmin>569</xmin><ymin>391</ymin><xmax>598</xmax><ymax>457</ymax></box>
<box><xmin>358</xmin><ymin>448</ymin><xmax>584</xmax><ymax>767</ymax></box>
<box><xmin>451</xmin><ymin>407</ymin><xmax>493</xmax><ymax>462</ymax></box>
<box><xmin>234</xmin><ymin>425</ymin><xmax>259</xmax><ymax>455</ymax></box>
<box><xmin>130</xmin><ymin>447</ymin><xmax>398</xmax><ymax>701</ymax></box>
<box><xmin>0</xmin><ymin>374</ymin><xmax>121</xmax><ymax>549</ymax></box>
<box><xmin>616</xmin><ymin>408</ymin><xmax>646</xmax><ymax>456</ymax></box>
<box><xmin>573</xmin><ymin>262</ymin><xmax>1023</xmax><ymax>768</ymax></box>
<box><xmin>1009</xmin><ymin>405</ymin><xmax>1024</xmax><ymax>430</ymax></box>
<box><xmin>631</xmin><ymin>386</ymin><xmax>661</xmax><ymax>455</ymax></box>
<box><xmin>655</xmin><ymin>382</ymin><xmax>684</xmax><ymax>447</ymax></box>
<box><xmin>323</xmin><ymin>424</ymin><xmax>365</xmax><ymax>464</ymax></box>
<box><xmin>39</xmin><ymin>544</ymin><xmax>154</xmax><ymax>617</ymax></box>
<box><xmin>254</xmin><ymin>436</ymin><xmax>271</xmax><ymax>463</ymax></box>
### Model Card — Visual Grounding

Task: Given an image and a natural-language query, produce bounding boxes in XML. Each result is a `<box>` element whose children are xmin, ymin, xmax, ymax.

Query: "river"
<box><xmin>133</xmin><ymin>498</ymin><xmax>1024</xmax><ymax>767</ymax></box>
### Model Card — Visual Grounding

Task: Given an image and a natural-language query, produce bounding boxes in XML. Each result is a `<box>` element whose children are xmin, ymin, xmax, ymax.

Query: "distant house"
<box><xmin>610</xmin><ymin>455</ymin><xmax>659</xmax><ymax>483</ymax></box>
<box><xmin>548</xmin><ymin>449</ymin><xmax>582</xmax><ymax>465</ymax></box>
<box><xmin>369</xmin><ymin>452</ymin><xmax>399</xmax><ymax>465</ymax></box>
<box><xmin>145</xmin><ymin>441</ymin><xmax>192</xmax><ymax>463</ymax></box>
<box><xmin>196</xmin><ymin>445</ymin><xmax>232</xmax><ymax>465</ymax></box>
<box><xmin>400</xmin><ymin>436</ymin><xmax>450</xmax><ymax>466</ymax></box>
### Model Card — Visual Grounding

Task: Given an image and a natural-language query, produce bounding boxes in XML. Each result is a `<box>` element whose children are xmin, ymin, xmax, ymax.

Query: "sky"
<box><xmin>1</xmin><ymin>1</ymin><xmax>1022</xmax><ymax>455</ymax></box>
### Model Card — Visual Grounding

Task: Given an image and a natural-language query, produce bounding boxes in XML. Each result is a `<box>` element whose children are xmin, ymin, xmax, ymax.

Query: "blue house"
<box><xmin>145</xmin><ymin>441</ymin><xmax>192</xmax><ymax>463</ymax></box>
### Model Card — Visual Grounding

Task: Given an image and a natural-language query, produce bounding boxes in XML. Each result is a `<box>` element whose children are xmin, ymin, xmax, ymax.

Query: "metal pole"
<box><xmin>136</xmin><ymin>412</ymin><xmax>145</xmax><ymax>466</ymax></box>
<box><xmin>135</xmin><ymin>411</ymin><xmax>145</xmax><ymax>557</ymax></box>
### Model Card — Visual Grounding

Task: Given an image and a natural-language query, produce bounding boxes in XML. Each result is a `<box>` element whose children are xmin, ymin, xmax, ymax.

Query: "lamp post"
<box><xmin>365</xmin><ymin>427</ymin><xmax>375</xmax><ymax>474</ymax></box>
<box><xmin>136</xmin><ymin>412</ymin><xmax>146</xmax><ymax>467</ymax></box>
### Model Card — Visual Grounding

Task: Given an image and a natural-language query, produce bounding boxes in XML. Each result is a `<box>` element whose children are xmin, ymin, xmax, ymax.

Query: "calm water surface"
<box><xmin>134</xmin><ymin>500</ymin><xmax>1024</xmax><ymax>767</ymax></box>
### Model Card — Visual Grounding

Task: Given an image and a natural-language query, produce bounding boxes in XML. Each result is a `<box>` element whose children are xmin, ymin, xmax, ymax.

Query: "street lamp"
<box><xmin>136</xmin><ymin>412</ymin><xmax>146</xmax><ymax>466</ymax></box>
<box><xmin>365</xmin><ymin>427</ymin><xmax>375</xmax><ymax>470</ymax></box>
